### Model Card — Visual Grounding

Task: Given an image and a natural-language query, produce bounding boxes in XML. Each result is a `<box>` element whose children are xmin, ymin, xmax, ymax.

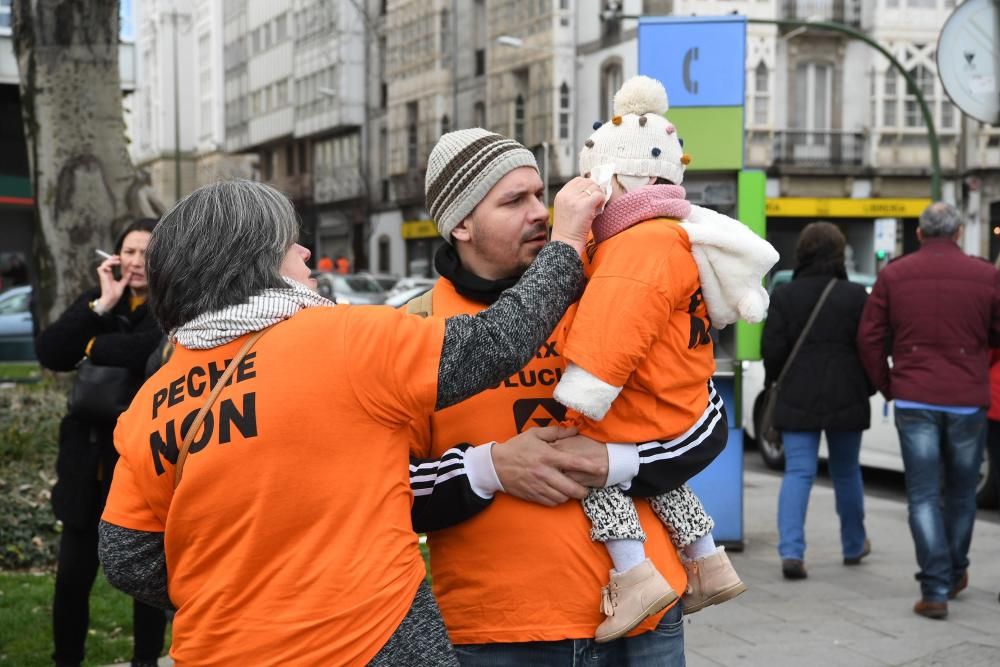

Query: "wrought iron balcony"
<box><xmin>781</xmin><ymin>0</ymin><xmax>862</xmax><ymax>26</ymax></box>
<box><xmin>772</xmin><ymin>130</ymin><xmax>866</xmax><ymax>168</ymax></box>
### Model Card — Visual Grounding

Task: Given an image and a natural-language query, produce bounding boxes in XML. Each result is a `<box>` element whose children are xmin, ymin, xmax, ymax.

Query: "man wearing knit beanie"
<box><xmin>426</xmin><ymin>128</ymin><xmax>540</xmax><ymax>242</ymax></box>
<box><xmin>404</xmin><ymin>126</ymin><xmax>707</xmax><ymax>663</ymax></box>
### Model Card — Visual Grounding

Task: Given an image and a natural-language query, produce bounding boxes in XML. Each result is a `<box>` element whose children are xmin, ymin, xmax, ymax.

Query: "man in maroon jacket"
<box><xmin>858</xmin><ymin>202</ymin><xmax>1000</xmax><ymax>620</ymax></box>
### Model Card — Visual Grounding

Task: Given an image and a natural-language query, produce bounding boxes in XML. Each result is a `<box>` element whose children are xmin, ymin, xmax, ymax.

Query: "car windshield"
<box><xmin>768</xmin><ymin>269</ymin><xmax>875</xmax><ymax>294</ymax></box>
<box><xmin>335</xmin><ymin>276</ymin><xmax>383</xmax><ymax>293</ymax></box>
<box><xmin>0</xmin><ymin>290</ymin><xmax>29</xmax><ymax>314</ymax></box>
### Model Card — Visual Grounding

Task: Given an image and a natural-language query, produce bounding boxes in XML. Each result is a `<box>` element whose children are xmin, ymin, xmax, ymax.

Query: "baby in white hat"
<box><xmin>553</xmin><ymin>75</ymin><xmax>778</xmax><ymax>641</ymax></box>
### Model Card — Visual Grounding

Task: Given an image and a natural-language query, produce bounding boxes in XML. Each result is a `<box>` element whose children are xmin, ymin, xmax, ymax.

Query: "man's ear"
<box><xmin>451</xmin><ymin>217</ymin><xmax>473</xmax><ymax>243</ymax></box>
<box><xmin>916</xmin><ymin>227</ymin><xmax>924</xmax><ymax>243</ymax></box>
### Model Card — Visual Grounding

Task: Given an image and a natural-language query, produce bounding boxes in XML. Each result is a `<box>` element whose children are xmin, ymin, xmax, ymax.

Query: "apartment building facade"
<box><xmin>136</xmin><ymin>0</ymin><xmax>999</xmax><ymax>279</ymax></box>
<box><xmin>581</xmin><ymin>0</ymin><xmax>999</xmax><ymax>273</ymax></box>
<box><xmin>377</xmin><ymin>0</ymin><xmax>999</xmax><ymax>279</ymax></box>
<box><xmin>133</xmin><ymin>0</ymin><xmax>254</xmax><ymax>208</ymax></box>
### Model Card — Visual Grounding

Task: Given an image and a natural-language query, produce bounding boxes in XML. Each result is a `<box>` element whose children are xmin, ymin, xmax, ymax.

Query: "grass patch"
<box><xmin>0</xmin><ymin>362</ymin><xmax>41</xmax><ymax>383</ymax></box>
<box><xmin>0</xmin><ymin>381</ymin><xmax>64</xmax><ymax>570</ymax></box>
<box><xmin>0</xmin><ymin>571</ymin><xmax>170</xmax><ymax>666</ymax></box>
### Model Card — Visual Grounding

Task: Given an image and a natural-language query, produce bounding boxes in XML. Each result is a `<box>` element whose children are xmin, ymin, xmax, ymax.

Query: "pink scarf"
<box><xmin>591</xmin><ymin>184</ymin><xmax>692</xmax><ymax>244</ymax></box>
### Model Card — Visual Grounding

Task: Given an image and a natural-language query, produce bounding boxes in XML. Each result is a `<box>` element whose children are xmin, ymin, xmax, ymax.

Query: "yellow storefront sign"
<box><xmin>766</xmin><ymin>198</ymin><xmax>932</xmax><ymax>219</ymax></box>
<box><xmin>401</xmin><ymin>219</ymin><xmax>438</xmax><ymax>239</ymax></box>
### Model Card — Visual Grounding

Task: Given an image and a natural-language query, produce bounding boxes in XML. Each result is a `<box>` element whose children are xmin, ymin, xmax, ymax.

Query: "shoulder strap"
<box><xmin>404</xmin><ymin>288</ymin><xmax>434</xmax><ymax>318</ymax></box>
<box><xmin>174</xmin><ymin>328</ymin><xmax>267</xmax><ymax>489</ymax></box>
<box><xmin>775</xmin><ymin>278</ymin><xmax>837</xmax><ymax>388</ymax></box>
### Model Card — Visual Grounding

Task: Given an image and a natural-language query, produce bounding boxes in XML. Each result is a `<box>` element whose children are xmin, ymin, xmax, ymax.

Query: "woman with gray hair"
<box><xmin>97</xmin><ymin>178</ymin><xmax>605</xmax><ymax>665</ymax></box>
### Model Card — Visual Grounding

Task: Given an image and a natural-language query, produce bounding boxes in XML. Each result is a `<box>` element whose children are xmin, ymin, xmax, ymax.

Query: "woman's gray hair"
<box><xmin>919</xmin><ymin>202</ymin><xmax>962</xmax><ymax>238</ymax></box>
<box><xmin>147</xmin><ymin>179</ymin><xmax>299</xmax><ymax>332</ymax></box>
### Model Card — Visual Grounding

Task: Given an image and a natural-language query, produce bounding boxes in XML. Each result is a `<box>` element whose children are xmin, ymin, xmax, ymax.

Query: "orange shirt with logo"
<box><xmin>410</xmin><ymin>278</ymin><xmax>686</xmax><ymax>645</ymax></box>
<box><xmin>562</xmin><ymin>218</ymin><xmax>716</xmax><ymax>441</ymax></box>
<box><xmin>103</xmin><ymin>306</ymin><xmax>445</xmax><ymax>667</ymax></box>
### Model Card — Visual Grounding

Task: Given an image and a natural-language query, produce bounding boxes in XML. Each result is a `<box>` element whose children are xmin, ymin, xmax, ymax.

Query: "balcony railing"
<box><xmin>772</xmin><ymin>130</ymin><xmax>866</xmax><ymax>168</ymax></box>
<box><xmin>782</xmin><ymin>0</ymin><xmax>862</xmax><ymax>26</ymax></box>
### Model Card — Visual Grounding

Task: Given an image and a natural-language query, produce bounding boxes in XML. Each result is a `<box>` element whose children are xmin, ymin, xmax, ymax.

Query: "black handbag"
<box><xmin>759</xmin><ymin>278</ymin><xmax>838</xmax><ymax>444</ymax></box>
<box><xmin>67</xmin><ymin>359</ymin><xmax>138</xmax><ymax>423</ymax></box>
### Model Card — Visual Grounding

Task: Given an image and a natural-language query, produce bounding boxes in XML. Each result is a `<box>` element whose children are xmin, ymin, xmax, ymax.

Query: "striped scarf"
<box><xmin>173</xmin><ymin>278</ymin><xmax>334</xmax><ymax>349</ymax></box>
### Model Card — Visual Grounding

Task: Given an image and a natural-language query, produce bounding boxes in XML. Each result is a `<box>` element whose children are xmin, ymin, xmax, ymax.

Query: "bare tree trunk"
<box><xmin>13</xmin><ymin>0</ymin><xmax>163</xmax><ymax>328</ymax></box>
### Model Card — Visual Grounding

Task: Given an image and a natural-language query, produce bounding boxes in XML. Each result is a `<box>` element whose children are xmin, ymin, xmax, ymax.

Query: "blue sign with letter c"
<box><xmin>638</xmin><ymin>16</ymin><xmax>746</xmax><ymax>108</ymax></box>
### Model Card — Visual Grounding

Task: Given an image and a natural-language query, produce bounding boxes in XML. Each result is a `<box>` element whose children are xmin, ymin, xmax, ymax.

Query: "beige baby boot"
<box><xmin>595</xmin><ymin>559</ymin><xmax>678</xmax><ymax>643</ymax></box>
<box><xmin>681</xmin><ymin>546</ymin><xmax>746</xmax><ymax>614</ymax></box>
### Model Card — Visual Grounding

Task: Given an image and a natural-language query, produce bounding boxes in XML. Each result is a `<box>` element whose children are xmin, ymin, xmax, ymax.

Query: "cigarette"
<box><xmin>95</xmin><ymin>249</ymin><xmax>113</xmax><ymax>260</ymax></box>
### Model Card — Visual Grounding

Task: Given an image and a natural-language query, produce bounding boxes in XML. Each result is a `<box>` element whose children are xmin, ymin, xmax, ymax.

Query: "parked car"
<box><xmin>386</xmin><ymin>276</ymin><xmax>436</xmax><ymax>300</ymax></box>
<box><xmin>356</xmin><ymin>272</ymin><xmax>400</xmax><ymax>292</ymax></box>
<box><xmin>0</xmin><ymin>285</ymin><xmax>35</xmax><ymax>361</ymax></box>
<box><xmin>742</xmin><ymin>270</ymin><xmax>997</xmax><ymax>508</ymax></box>
<box><xmin>384</xmin><ymin>283</ymin><xmax>434</xmax><ymax>309</ymax></box>
<box><xmin>312</xmin><ymin>272</ymin><xmax>386</xmax><ymax>305</ymax></box>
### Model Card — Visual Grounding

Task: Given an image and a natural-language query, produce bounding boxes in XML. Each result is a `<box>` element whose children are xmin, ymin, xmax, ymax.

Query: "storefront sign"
<box><xmin>766</xmin><ymin>198</ymin><xmax>932</xmax><ymax>218</ymax></box>
<box><xmin>401</xmin><ymin>220</ymin><xmax>438</xmax><ymax>239</ymax></box>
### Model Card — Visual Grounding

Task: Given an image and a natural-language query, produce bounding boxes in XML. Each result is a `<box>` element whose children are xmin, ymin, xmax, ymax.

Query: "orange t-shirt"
<box><xmin>562</xmin><ymin>218</ymin><xmax>716</xmax><ymax>442</ymax></box>
<box><xmin>410</xmin><ymin>278</ymin><xmax>686</xmax><ymax>645</ymax></box>
<box><xmin>103</xmin><ymin>306</ymin><xmax>445</xmax><ymax>667</ymax></box>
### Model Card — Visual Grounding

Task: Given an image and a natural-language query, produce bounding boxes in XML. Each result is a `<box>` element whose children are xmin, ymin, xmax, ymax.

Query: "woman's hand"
<box><xmin>550</xmin><ymin>176</ymin><xmax>606</xmax><ymax>256</ymax></box>
<box><xmin>95</xmin><ymin>255</ymin><xmax>131</xmax><ymax>313</ymax></box>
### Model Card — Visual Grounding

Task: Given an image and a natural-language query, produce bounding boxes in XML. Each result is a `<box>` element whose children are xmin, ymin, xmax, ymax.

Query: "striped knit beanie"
<box><xmin>580</xmin><ymin>76</ymin><xmax>688</xmax><ymax>190</ymax></box>
<box><xmin>426</xmin><ymin>128</ymin><xmax>538</xmax><ymax>242</ymax></box>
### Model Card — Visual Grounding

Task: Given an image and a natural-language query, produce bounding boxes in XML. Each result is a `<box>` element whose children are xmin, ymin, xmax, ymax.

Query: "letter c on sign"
<box><xmin>683</xmin><ymin>47</ymin><xmax>699</xmax><ymax>95</ymax></box>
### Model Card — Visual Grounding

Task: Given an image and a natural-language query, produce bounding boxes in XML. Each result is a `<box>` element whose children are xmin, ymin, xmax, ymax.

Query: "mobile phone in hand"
<box><xmin>96</xmin><ymin>249</ymin><xmax>121</xmax><ymax>279</ymax></box>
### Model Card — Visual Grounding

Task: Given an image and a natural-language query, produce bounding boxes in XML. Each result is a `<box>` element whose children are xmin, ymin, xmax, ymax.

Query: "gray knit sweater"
<box><xmin>98</xmin><ymin>241</ymin><xmax>583</xmax><ymax>610</ymax></box>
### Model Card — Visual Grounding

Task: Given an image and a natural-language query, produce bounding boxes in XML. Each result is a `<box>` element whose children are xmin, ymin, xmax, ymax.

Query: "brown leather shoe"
<box><xmin>782</xmin><ymin>559</ymin><xmax>807</xmax><ymax>580</ymax></box>
<box><xmin>949</xmin><ymin>571</ymin><xmax>968</xmax><ymax>600</ymax></box>
<box><xmin>913</xmin><ymin>599</ymin><xmax>948</xmax><ymax>619</ymax></box>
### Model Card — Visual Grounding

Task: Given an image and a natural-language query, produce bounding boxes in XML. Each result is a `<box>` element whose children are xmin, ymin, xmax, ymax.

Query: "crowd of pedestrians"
<box><xmin>766</xmin><ymin>201</ymin><xmax>999</xmax><ymax>621</ymax></box>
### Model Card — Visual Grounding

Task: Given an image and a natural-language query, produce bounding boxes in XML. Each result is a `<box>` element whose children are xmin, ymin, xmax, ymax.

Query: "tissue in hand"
<box><xmin>590</xmin><ymin>163</ymin><xmax>615</xmax><ymax>207</ymax></box>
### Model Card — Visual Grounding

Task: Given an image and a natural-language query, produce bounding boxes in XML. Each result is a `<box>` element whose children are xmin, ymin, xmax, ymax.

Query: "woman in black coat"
<box><xmin>35</xmin><ymin>219</ymin><xmax>167</xmax><ymax>667</ymax></box>
<box><xmin>761</xmin><ymin>222</ymin><xmax>873</xmax><ymax>581</ymax></box>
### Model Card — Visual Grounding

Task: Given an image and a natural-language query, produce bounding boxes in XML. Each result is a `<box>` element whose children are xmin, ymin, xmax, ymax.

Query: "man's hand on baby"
<box><xmin>549</xmin><ymin>435</ymin><xmax>610</xmax><ymax>488</ymax></box>
<box><xmin>550</xmin><ymin>176</ymin><xmax>607</xmax><ymax>255</ymax></box>
<box><xmin>493</xmin><ymin>426</ymin><xmax>603</xmax><ymax>507</ymax></box>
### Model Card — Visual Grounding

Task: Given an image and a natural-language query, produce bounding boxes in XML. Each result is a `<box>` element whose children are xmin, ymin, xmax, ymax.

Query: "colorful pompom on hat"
<box><xmin>579</xmin><ymin>75</ymin><xmax>686</xmax><ymax>187</ymax></box>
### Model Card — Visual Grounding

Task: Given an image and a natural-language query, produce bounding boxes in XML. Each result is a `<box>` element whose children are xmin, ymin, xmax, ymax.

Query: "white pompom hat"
<box><xmin>579</xmin><ymin>75</ymin><xmax>689</xmax><ymax>187</ymax></box>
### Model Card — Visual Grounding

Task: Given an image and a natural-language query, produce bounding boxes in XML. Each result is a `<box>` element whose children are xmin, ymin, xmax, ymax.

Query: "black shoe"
<box><xmin>782</xmin><ymin>559</ymin><xmax>807</xmax><ymax>580</ymax></box>
<box><xmin>844</xmin><ymin>539</ymin><xmax>871</xmax><ymax>566</ymax></box>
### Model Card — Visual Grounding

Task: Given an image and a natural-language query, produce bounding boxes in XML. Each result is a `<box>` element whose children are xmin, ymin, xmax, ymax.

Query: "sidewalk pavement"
<box><xmin>108</xmin><ymin>465</ymin><xmax>999</xmax><ymax>667</ymax></box>
<box><xmin>686</xmin><ymin>466</ymin><xmax>1000</xmax><ymax>666</ymax></box>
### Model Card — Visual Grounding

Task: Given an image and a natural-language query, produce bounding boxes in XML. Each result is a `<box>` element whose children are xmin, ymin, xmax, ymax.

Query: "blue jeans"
<box><xmin>453</xmin><ymin>602</ymin><xmax>684</xmax><ymax>666</ymax></box>
<box><xmin>777</xmin><ymin>430</ymin><xmax>867</xmax><ymax>561</ymax></box>
<box><xmin>895</xmin><ymin>408</ymin><xmax>985</xmax><ymax>602</ymax></box>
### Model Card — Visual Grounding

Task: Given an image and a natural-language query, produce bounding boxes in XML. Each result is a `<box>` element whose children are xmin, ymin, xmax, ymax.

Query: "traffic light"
<box><xmin>875</xmin><ymin>250</ymin><xmax>887</xmax><ymax>261</ymax></box>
